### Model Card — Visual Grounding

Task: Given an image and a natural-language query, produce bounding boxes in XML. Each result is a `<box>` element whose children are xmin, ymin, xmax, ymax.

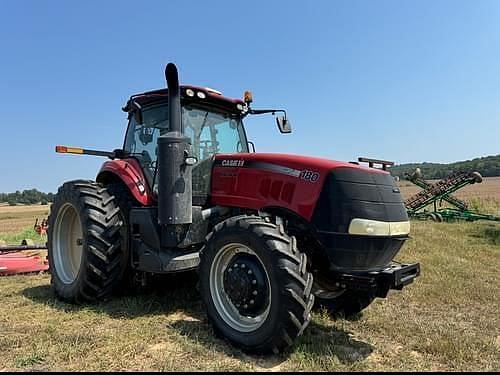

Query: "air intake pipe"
<box><xmin>157</xmin><ymin>63</ymin><xmax>193</xmax><ymax>245</ymax></box>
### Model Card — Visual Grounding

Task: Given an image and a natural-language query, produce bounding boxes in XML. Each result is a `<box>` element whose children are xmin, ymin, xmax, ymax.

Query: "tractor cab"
<box><xmin>122</xmin><ymin>89</ymin><xmax>249</xmax><ymax>204</ymax></box>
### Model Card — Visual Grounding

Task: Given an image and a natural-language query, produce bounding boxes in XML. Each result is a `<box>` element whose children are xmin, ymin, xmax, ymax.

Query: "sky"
<box><xmin>1</xmin><ymin>0</ymin><xmax>499</xmax><ymax>192</ymax></box>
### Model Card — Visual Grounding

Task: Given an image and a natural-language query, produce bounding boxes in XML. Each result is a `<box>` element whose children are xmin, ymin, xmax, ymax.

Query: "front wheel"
<box><xmin>199</xmin><ymin>215</ymin><xmax>314</xmax><ymax>354</ymax></box>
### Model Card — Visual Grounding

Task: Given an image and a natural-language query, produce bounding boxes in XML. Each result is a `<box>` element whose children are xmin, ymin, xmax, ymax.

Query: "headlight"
<box><xmin>348</xmin><ymin>219</ymin><xmax>410</xmax><ymax>236</ymax></box>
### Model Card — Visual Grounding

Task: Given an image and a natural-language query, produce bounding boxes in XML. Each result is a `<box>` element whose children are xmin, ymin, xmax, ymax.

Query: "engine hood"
<box><xmin>211</xmin><ymin>153</ymin><xmax>389</xmax><ymax>221</ymax></box>
<box><xmin>214</xmin><ymin>153</ymin><xmax>388</xmax><ymax>179</ymax></box>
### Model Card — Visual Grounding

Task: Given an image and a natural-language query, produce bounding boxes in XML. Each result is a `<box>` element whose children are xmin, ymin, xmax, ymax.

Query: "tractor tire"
<box><xmin>104</xmin><ymin>182</ymin><xmax>136</xmax><ymax>294</ymax></box>
<box><xmin>314</xmin><ymin>290</ymin><xmax>376</xmax><ymax>319</ymax></box>
<box><xmin>47</xmin><ymin>180</ymin><xmax>128</xmax><ymax>303</ymax></box>
<box><xmin>199</xmin><ymin>215</ymin><xmax>314</xmax><ymax>354</ymax></box>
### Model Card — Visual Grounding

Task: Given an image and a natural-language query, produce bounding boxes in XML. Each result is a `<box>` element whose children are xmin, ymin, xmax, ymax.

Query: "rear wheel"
<box><xmin>48</xmin><ymin>180</ymin><xmax>127</xmax><ymax>303</ymax></box>
<box><xmin>104</xmin><ymin>182</ymin><xmax>139</xmax><ymax>294</ymax></box>
<box><xmin>199</xmin><ymin>215</ymin><xmax>314</xmax><ymax>354</ymax></box>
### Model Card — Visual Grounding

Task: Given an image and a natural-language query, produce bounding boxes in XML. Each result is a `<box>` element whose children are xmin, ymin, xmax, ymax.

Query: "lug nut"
<box><xmin>243</xmin><ymin>304</ymin><xmax>248</xmax><ymax>309</ymax></box>
<box><xmin>241</xmin><ymin>264</ymin><xmax>246</xmax><ymax>269</ymax></box>
<box><xmin>252</xmin><ymin>290</ymin><xmax>258</xmax><ymax>296</ymax></box>
<box><xmin>247</xmin><ymin>270</ymin><xmax>253</xmax><ymax>275</ymax></box>
<box><xmin>250</xmin><ymin>300</ymin><xmax>254</xmax><ymax>304</ymax></box>
<box><xmin>252</xmin><ymin>280</ymin><xmax>257</xmax><ymax>285</ymax></box>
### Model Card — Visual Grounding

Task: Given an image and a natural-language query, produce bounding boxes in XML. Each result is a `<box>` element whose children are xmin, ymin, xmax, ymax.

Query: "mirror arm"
<box><xmin>249</xmin><ymin>109</ymin><xmax>287</xmax><ymax>119</ymax></box>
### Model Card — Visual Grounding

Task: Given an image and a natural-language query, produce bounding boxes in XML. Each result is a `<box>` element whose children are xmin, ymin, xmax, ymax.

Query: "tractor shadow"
<box><xmin>23</xmin><ymin>274</ymin><xmax>373</xmax><ymax>366</ymax></box>
<box><xmin>22</xmin><ymin>271</ymin><xmax>205</xmax><ymax>320</ymax></box>
<box><xmin>168</xmin><ymin>318</ymin><xmax>373</xmax><ymax>368</ymax></box>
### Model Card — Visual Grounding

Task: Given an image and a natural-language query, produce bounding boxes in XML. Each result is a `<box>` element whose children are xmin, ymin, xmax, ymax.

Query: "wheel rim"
<box><xmin>53</xmin><ymin>203</ymin><xmax>84</xmax><ymax>284</ymax></box>
<box><xmin>209</xmin><ymin>243</ymin><xmax>271</xmax><ymax>333</ymax></box>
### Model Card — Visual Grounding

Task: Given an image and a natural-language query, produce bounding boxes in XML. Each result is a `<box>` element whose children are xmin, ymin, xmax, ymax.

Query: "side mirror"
<box><xmin>276</xmin><ymin>116</ymin><xmax>292</xmax><ymax>134</ymax></box>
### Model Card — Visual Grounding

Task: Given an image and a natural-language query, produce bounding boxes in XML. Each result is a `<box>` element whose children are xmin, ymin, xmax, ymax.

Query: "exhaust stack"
<box><xmin>157</xmin><ymin>63</ymin><xmax>193</xmax><ymax>246</ymax></box>
<box><xmin>165</xmin><ymin>63</ymin><xmax>182</xmax><ymax>134</ymax></box>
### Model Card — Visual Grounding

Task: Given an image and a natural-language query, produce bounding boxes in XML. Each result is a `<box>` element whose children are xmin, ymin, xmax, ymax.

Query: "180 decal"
<box><xmin>299</xmin><ymin>170</ymin><xmax>320</xmax><ymax>182</ymax></box>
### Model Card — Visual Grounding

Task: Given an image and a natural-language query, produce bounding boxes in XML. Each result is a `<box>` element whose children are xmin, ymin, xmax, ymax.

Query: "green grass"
<box><xmin>0</xmin><ymin>227</ymin><xmax>43</xmax><ymax>244</ymax></box>
<box><xmin>0</xmin><ymin>220</ymin><xmax>499</xmax><ymax>371</ymax></box>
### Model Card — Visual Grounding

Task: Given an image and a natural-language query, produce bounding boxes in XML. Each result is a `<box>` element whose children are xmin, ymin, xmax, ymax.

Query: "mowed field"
<box><xmin>0</xmin><ymin>184</ymin><xmax>499</xmax><ymax>371</ymax></box>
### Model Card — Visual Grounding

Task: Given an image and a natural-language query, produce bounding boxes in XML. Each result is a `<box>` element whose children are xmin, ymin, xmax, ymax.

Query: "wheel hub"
<box><xmin>223</xmin><ymin>254</ymin><xmax>269</xmax><ymax>317</ymax></box>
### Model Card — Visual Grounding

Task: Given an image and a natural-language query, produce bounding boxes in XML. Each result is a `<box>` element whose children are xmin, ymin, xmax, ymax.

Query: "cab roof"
<box><xmin>122</xmin><ymin>85</ymin><xmax>246</xmax><ymax>115</ymax></box>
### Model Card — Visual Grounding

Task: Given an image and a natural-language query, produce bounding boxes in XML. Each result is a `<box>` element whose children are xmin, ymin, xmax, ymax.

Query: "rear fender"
<box><xmin>96</xmin><ymin>158</ymin><xmax>155</xmax><ymax>206</ymax></box>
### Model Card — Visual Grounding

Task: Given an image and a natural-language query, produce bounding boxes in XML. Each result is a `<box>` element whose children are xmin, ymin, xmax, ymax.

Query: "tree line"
<box><xmin>389</xmin><ymin>154</ymin><xmax>500</xmax><ymax>180</ymax></box>
<box><xmin>0</xmin><ymin>189</ymin><xmax>54</xmax><ymax>206</ymax></box>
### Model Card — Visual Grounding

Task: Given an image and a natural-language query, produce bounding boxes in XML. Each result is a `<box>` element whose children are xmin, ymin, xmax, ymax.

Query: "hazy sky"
<box><xmin>1</xmin><ymin>0</ymin><xmax>499</xmax><ymax>192</ymax></box>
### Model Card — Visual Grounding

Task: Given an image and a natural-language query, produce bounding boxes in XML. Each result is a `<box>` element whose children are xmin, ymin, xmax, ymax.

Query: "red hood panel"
<box><xmin>214</xmin><ymin>153</ymin><xmax>387</xmax><ymax>175</ymax></box>
<box><xmin>211</xmin><ymin>153</ymin><xmax>387</xmax><ymax>220</ymax></box>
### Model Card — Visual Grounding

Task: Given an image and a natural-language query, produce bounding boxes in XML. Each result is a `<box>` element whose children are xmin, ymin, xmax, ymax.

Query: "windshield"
<box><xmin>182</xmin><ymin>105</ymin><xmax>248</xmax><ymax>159</ymax></box>
<box><xmin>123</xmin><ymin>103</ymin><xmax>248</xmax><ymax>197</ymax></box>
<box><xmin>124</xmin><ymin>103</ymin><xmax>248</xmax><ymax>157</ymax></box>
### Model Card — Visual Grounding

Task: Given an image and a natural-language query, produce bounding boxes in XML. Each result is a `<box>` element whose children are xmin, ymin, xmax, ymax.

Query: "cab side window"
<box><xmin>123</xmin><ymin>104</ymin><xmax>169</xmax><ymax>184</ymax></box>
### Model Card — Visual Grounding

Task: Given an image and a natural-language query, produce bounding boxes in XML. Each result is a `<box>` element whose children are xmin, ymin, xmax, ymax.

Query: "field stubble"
<box><xmin>0</xmin><ymin>200</ymin><xmax>499</xmax><ymax>371</ymax></box>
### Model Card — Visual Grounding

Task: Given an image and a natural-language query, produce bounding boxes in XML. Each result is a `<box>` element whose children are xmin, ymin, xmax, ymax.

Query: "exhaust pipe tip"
<box><xmin>165</xmin><ymin>63</ymin><xmax>179</xmax><ymax>93</ymax></box>
<box><xmin>164</xmin><ymin>62</ymin><xmax>182</xmax><ymax>134</ymax></box>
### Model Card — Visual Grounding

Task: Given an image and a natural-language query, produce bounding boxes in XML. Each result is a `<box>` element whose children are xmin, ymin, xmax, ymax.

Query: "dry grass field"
<box><xmin>0</xmin><ymin>193</ymin><xmax>499</xmax><ymax>371</ymax></box>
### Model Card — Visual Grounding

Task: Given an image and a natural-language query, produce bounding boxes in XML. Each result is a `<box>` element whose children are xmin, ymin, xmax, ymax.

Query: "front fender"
<box><xmin>96</xmin><ymin>158</ymin><xmax>155</xmax><ymax>206</ymax></box>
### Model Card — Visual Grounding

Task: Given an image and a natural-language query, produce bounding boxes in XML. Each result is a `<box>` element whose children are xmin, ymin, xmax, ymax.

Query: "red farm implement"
<box><xmin>0</xmin><ymin>218</ymin><xmax>49</xmax><ymax>275</ymax></box>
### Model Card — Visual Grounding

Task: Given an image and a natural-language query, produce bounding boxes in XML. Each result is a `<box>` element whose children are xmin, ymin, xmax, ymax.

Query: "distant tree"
<box><xmin>390</xmin><ymin>154</ymin><xmax>500</xmax><ymax>179</ymax></box>
<box><xmin>0</xmin><ymin>189</ymin><xmax>55</xmax><ymax>205</ymax></box>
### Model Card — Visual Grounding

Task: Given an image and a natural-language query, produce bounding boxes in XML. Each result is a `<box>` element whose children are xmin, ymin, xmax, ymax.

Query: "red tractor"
<box><xmin>48</xmin><ymin>63</ymin><xmax>419</xmax><ymax>353</ymax></box>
